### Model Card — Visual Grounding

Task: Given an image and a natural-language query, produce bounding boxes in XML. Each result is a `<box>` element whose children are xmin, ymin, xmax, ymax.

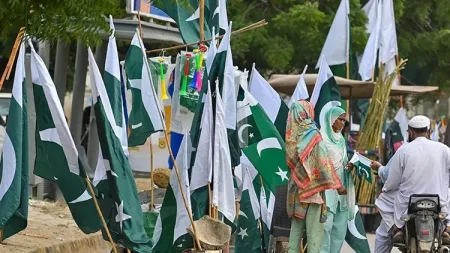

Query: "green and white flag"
<box><xmin>212</xmin><ymin>80</ymin><xmax>236</xmax><ymax>223</ymax></box>
<box><xmin>88</xmin><ymin>48</ymin><xmax>152</xmax><ymax>252</ymax></box>
<box><xmin>349</xmin><ymin>152</ymin><xmax>372</xmax><ymax>183</ymax></box>
<box><xmin>310</xmin><ymin>55</ymin><xmax>342</xmax><ymax>128</ymax></box>
<box><xmin>30</xmin><ymin>42</ymin><xmax>107</xmax><ymax>234</ymax></box>
<box><xmin>208</xmin><ymin>22</ymin><xmax>240</xmax><ymax>167</ymax></box>
<box><xmin>315</xmin><ymin>0</ymin><xmax>350</xmax><ymax>69</ymax></box>
<box><xmin>154</xmin><ymin>0</ymin><xmax>212</xmax><ymax>44</ymax></box>
<box><xmin>235</xmin><ymin>168</ymin><xmax>262</xmax><ymax>253</ymax></box>
<box><xmin>259</xmin><ymin>184</ymin><xmax>275</xmax><ymax>249</ymax></box>
<box><xmin>125</xmin><ymin>31</ymin><xmax>165</xmax><ymax>147</ymax></box>
<box><xmin>190</xmin><ymin>82</ymin><xmax>213</xmax><ymax>220</ymax></box>
<box><xmin>105</xmin><ymin>16</ymin><xmax>128</xmax><ymax>155</ymax></box>
<box><xmin>249</xmin><ymin>66</ymin><xmax>289</xmax><ymax>139</ymax></box>
<box><xmin>153</xmin><ymin>134</ymin><xmax>193</xmax><ymax>252</ymax></box>
<box><xmin>288</xmin><ymin>65</ymin><xmax>309</xmax><ymax>107</ymax></box>
<box><xmin>237</xmin><ymin>88</ymin><xmax>289</xmax><ymax>193</ymax></box>
<box><xmin>0</xmin><ymin>41</ymin><xmax>28</xmax><ymax>240</ymax></box>
<box><xmin>346</xmin><ymin>206</ymin><xmax>370</xmax><ymax>253</ymax></box>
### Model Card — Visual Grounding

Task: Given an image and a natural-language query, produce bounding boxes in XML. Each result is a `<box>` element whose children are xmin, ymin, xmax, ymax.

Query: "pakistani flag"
<box><xmin>30</xmin><ymin>42</ymin><xmax>108</xmax><ymax>234</ymax></box>
<box><xmin>349</xmin><ymin>153</ymin><xmax>372</xmax><ymax>183</ymax></box>
<box><xmin>190</xmin><ymin>82</ymin><xmax>213</xmax><ymax>220</ymax></box>
<box><xmin>310</xmin><ymin>55</ymin><xmax>342</xmax><ymax>128</ymax></box>
<box><xmin>315</xmin><ymin>0</ymin><xmax>350</xmax><ymax>70</ymax></box>
<box><xmin>288</xmin><ymin>65</ymin><xmax>309</xmax><ymax>107</ymax></box>
<box><xmin>208</xmin><ymin>22</ymin><xmax>240</xmax><ymax>167</ymax></box>
<box><xmin>249</xmin><ymin>66</ymin><xmax>289</xmax><ymax>139</ymax></box>
<box><xmin>259</xmin><ymin>184</ymin><xmax>275</xmax><ymax>249</ymax></box>
<box><xmin>212</xmin><ymin>80</ymin><xmax>236</xmax><ymax>224</ymax></box>
<box><xmin>237</xmin><ymin>87</ymin><xmax>289</xmax><ymax>193</ymax></box>
<box><xmin>154</xmin><ymin>0</ymin><xmax>212</xmax><ymax>43</ymax></box>
<box><xmin>125</xmin><ymin>31</ymin><xmax>165</xmax><ymax>147</ymax></box>
<box><xmin>0</xmin><ymin>41</ymin><xmax>28</xmax><ymax>240</ymax></box>
<box><xmin>153</xmin><ymin>134</ymin><xmax>193</xmax><ymax>252</ymax></box>
<box><xmin>389</xmin><ymin>108</ymin><xmax>409</xmax><ymax>149</ymax></box>
<box><xmin>105</xmin><ymin>16</ymin><xmax>128</xmax><ymax>155</ymax></box>
<box><xmin>345</xmin><ymin>206</ymin><xmax>370</xmax><ymax>253</ymax></box>
<box><xmin>88</xmin><ymin>48</ymin><xmax>152</xmax><ymax>252</ymax></box>
<box><xmin>235</xmin><ymin>168</ymin><xmax>262</xmax><ymax>253</ymax></box>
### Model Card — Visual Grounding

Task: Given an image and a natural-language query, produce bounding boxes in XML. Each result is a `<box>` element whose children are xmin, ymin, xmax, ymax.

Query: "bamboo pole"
<box><xmin>199</xmin><ymin>0</ymin><xmax>205</xmax><ymax>41</ymax></box>
<box><xmin>395</xmin><ymin>55</ymin><xmax>403</xmax><ymax>108</ymax></box>
<box><xmin>137</xmin><ymin>11</ymin><xmax>144</xmax><ymax>39</ymax></box>
<box><xmin>85</xmin><ymin>178</ymin><xmax>118</xmax><ymax>253</ymax></box>
<box><xmin>208</xmin><ymin>182</ymin><xmax>212</xmax><ymax>217</ymax></box>
<box><xmin>0</xmin><ymin>27</ymin><xmax>25</xmax><ymax>90</ymax></box>
<box><xmin>346</xmin><ymin>61</ymin><xmax>351</xmax><ymax>119</ymax></box>
<box><xmin>0</xmin><ymin>228</ymin><xmax>3</xmax><ymax>243</ymax></box>
<box><xmin>137</xmin><ymin>32</ymin><xmax>202</xmax><ymax>251</ymax></box>
<box><xmin>150</xmin><ymin>137</ymin><xmax>154</xmax><ymax>209</ymax></box>
<box><xmin>146</xmin><ymin>20</ymin><xmax>268</xmax><ymax>54</ymax></box>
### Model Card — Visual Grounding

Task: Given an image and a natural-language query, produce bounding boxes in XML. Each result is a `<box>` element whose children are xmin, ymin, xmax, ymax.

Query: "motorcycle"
<box><xmin>394</xmin><ymin>194</ymin><xmax>449</xmax><ymax>253</ymax></box>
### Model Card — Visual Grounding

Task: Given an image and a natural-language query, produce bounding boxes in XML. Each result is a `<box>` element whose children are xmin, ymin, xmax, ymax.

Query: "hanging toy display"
<box><xmin>158</xmin><ymin>57</ymin><xmax>169</xmax><ymax>100</ymax></box>
<box><xmin>196</xmin><ymin>44</ymin><xmax>207</xmax><ymax>92</ymax></box>
<box><xmin>189</xmin><ymin>49</ymin><xmax>200</xmax><ymax>89</ymax></box>
<box><xmin>180</xmin><ymin>52</ymin><xmax>191</xmax><ymax>96</ymax></box>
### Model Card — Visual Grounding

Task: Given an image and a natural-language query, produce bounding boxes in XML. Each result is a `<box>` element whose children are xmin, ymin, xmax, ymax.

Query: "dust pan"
<box><xmin>187</xmin><ymin>215</ymin><xmax>231</xmax><ymax>251</ymax></box>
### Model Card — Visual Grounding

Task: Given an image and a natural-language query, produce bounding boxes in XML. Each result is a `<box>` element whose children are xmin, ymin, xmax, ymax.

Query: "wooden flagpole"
<box><xmin>0</xmin><ymin>27</ymin><xmax>25</xmax><ymax>90</ymax></box>
<box><xmin>395</xmin><ymin>55</ymin><xmax>403</xmax><ymax>108</ymax></box>
<box><xmin>85</xmin><ymin>178</ymin><xmax>118</xmax><ymax>253</ymax></box>
<box><xmin>199</xmin><ymin>0</ymin><xmax>205</xmax><ymax>42</ymax></box>
<box><xmin>346</xmin><ymin>61</ymin><xmax>351</xmax><ymax>119</ymax></box>
<box><xmin>146</xmin><ymin>20</ymin><xmax>268</xmax><ymax>54</ymax></box>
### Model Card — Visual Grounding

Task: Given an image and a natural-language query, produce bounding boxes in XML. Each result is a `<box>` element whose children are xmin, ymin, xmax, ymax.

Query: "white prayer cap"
<box><xmin>408</xmin><ymin>115</ymin><xmax>431</xmax><ymax>130</ymax></box>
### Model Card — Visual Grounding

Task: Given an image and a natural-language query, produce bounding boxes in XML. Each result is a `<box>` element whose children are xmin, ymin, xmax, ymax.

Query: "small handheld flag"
<box><xmin>349</xmin><ymin>152</ymin><xmax>372</xmax><ymax>183</ymax></box>
<box><xmin>189</xmin><ymin>49</ymin><xmax>200</xmax><ymax>89</ymax></box>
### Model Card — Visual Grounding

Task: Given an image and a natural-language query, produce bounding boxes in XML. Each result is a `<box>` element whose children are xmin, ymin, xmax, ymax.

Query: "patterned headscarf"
<box><xmin>285</xmin><ymin>100</ymin><xmax>341</xmax><ymax>199</ymax></box>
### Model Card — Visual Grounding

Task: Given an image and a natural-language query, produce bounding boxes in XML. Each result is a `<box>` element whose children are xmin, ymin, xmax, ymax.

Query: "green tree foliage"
<box><xmin>228</xmin><ymin>0</ymin><xmax>450</xmax><ymax>90</ymax></box>
<box><xmin>0</xmin><ymin>0</ymin><xmax>126</xmax><ymax>45</ymax></box>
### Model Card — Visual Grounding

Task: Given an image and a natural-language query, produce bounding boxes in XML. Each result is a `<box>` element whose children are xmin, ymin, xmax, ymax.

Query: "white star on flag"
<box><xmin>115</xmin><ymin>201</ymin><xmax>132</xmax><ymax>231</ymax></box>
<box><xmin>237</xmin><ymin>227</ymin><xmax>248</xmax><ymax>240</ymax></box>
<box><xmin>275</xmin><ymin>167</ymin><xmax>289</xmax><ymax>182</ymax></box>
<box><xmin>249</xmin><ymin>133</ymin><xmax>254</xmax><ymax>138</ymax></box>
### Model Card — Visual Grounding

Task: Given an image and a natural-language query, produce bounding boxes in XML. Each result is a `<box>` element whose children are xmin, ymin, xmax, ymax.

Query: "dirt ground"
<box><xmin>0</xmin><ymin>178</ymin><xmax>153</xmax><ymax>253</ymax></box>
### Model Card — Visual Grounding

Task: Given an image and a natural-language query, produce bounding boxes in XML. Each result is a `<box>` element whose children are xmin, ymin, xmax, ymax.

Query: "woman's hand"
<box><xmin>346</xmin><ymin>162</ymin><xmax>353</xmax><ymax>170</ymax></box>
<box><xmin>337</xmin><ymin>186</ymin><xmax>347</xmax><ymax>195</ymax></box>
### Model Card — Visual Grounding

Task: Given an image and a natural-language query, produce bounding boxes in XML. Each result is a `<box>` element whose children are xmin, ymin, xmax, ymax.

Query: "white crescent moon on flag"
<box><xmin>359</xmin><ymin>167</ymin><xmax>370</xmax><ymax>179</ymax></box>
<box><xmin>186</xmin><ymin>8</ymin><xmax>200</xmax><ymax>21</ymax></box>
<box><xmin>239</xmin><ymin>210</ymin><xmax>248</xmax><ymax>219</ymax></box>
<box><xmin>257</xmin><ymin>137</ymin><xmax>282</xmax><ymax>157</ymax></box>
<box><xmin>238</xmin><ymin>124</ymin><xmax>252</xmax><ymax>143</ymax></box>
<box><xmin>347</xmin><ymin>207</ymin><xmax>366</xmax><ymax>240</ymax></box>
<box><xmin>0</xmin><ymin>135</ymin><xmax>16</xmax><ymax>201</ymax></box>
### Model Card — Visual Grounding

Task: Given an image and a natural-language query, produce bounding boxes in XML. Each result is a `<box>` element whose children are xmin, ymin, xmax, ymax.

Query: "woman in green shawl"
<box><xmin>319</xmin><ymin>106</ymin><xmax>356</xmax><ymax>253</ymax></box>
<box><xmin>286</xmin><ymin>100</ymin><xmax>344</xmax><ymax>253</ymax></box>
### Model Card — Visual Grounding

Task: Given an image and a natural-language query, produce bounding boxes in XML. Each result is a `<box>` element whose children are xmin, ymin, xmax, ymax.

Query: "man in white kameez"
<box><xmin>374</xmin><ymin>115</ymin><xmax>450</xmax><ymax>253</ymax></box>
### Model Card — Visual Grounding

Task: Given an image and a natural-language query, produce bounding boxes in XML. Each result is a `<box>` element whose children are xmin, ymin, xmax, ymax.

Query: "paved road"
<box><xmin>341</xmin><ymin>233</ymin><xmax>401</xmax><ymax>253</ymax></box>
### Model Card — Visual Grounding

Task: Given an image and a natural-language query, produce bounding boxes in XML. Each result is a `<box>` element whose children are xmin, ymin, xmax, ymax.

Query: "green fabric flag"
<box><xmin>310</xmin><ymin>56</ymin><xmax>342</xmax><ymax>129</ymax></box>
<box><xmin>154</xmin><ymin>0</ymin><xmax>212</xmax><ymax>44</ymax></box>
<box><xmin>349</xmin><ymin>153</ymin><xmax>372</xmax><ymax>183</ymax></box>
<box><xmin>30</xmin><ymin>43</ymin><xmax>109</xmax><ymax>234</ymax></box>
<box><xmin>153</xmin><ymin>135</ymin><xmax>193</xmax><ymax>253</ymax></box>
<box><xmin>237</xmin><ymin>88</ymin><xmax>289</xmax><ymax>193</ymax></box>
<box><xmin>235</xmin><ymin>167</ymin><xmax>262</xmax><ymax>253</ymax></box>
<box><xmin>125</xmin><ymin>32</ymin><xmax>165</xmax><ymax>147</ymax></box>
<box><xmin>345</xmin><ymin>207</ymin><xmax>370</xmax><ymax>253</ymax></box>
<box><xmin>0</xmin><ymin>42</ymin><xmax>28</xmax><ymax>240</ymax></box>
<box><xmin>249</xmin><ymin>66</ymin><xmax>289</xmax><ymax>140</ymax></box>
<box><xmin>88</xmin><ymin>48</ymin><xmax>152</xmax><ymax>252</ymax></box>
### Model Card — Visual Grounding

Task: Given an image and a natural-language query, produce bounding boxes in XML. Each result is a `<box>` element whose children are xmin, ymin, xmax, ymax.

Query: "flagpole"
<box><xmin>395</xmin><ymin>55</ymin><xmax>403</xmax><ymax>108</ymax></box>
<box><xmin>150</xmin><ymin>136</ymin><xmax>154</xmax><ymax>209</ymax></box>
<box><xmin>0</xmin><ymin>228</ymin><xmax>3</xmax><ymax>243</ymax></box>
<box><xmin>85</xmin><ymin>178</ymin><xmax>118</xmax><ymax>253</ymax></box>
<box><xmin>0</xmin><ymin>27</ymin><xmax>25</xmax><ymax>90</ymax></box>
<box><xmin>136</xmin><ymin>31</ymin><xmax>202</xmax><ymax>251</ymax></box>
<box><xmin>346</xmin><ymin>61</ymin><xmax>351</xmax><ymax>118</ymax></box>
<box><xmin>199</xmin><ymin>0</ymin><xmax>205</xmax><ymax>41</ymax></box>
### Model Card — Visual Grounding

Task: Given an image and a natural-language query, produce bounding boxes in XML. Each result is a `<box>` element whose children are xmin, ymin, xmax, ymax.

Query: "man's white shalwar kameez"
<box><xmin>375</xmin><ymin>137</ymin><xmax>450</xmax><ymax>253</ymax></box>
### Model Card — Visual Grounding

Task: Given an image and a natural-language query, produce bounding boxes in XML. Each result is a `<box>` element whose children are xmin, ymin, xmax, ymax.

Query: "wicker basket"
<box><xmin>153</xmin><ymin>168</ymin><xmax>171</xmax><ymax>188</ymax></box>
<box><xmin>187</xmin><ymin>215</ymin><xmax>231</xmax><ymax>251</ymax></box>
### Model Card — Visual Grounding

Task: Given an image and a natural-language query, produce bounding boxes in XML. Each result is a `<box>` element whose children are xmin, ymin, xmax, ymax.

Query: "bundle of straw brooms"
<box><xmin>354</xmin><ymin>59</ymin><xmax>408</xmax><ymax>205</ymax></box>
